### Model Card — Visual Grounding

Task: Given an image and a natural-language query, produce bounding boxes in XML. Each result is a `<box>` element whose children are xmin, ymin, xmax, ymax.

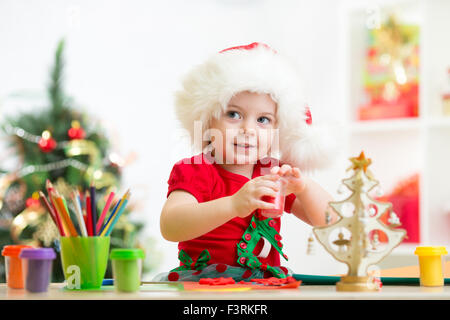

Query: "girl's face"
<box><xmin>209</xmin><ymin>91</ymin><xmax>278</xmax><ymax>165</ymax></box>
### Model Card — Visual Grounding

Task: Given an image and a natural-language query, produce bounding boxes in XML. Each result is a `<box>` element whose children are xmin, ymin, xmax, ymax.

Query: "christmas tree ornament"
<box><xmin>313</xmin><ymin>151</ymin><xmax>407</xmax><ymax>292</ymax></box>
<box><xmin>325</xmin><ymin>209</ymin><xmax>332</xmax><ymax>225</ymax></box>
<box><xmin>10</xmin><ymin>204</ymin><xmax>47</xmax><ymax>246</ymax></box>
<box><xmin>67</xmin><ymin>120</ymin><xmax>86</xmax><ymax>140</ymax></box>
<box><xmin>25</xmin><ymin>191</ymin><xmax>41</xmax><ymax>208</ymax></box>
<box><xmin>33</xmin><ymin>214</ymin><xmax>60</xmax><ymax>247</ymax></box>
<box><xmin>38</xmin><ymin>130</ymin><xmax>57</xmax><ymax>153</ymax></box>
<box><xmin>387</xmin><ymin>211</ymin><xmax>401</xmax><ymax>227</ymax></box>
<box><xmin>337</xmin><ymin>183</ymin><xmax>346</xmax><ymax>195</ymax></box>
<box><xmin>371</xmin><ymin>232</ymin><xmax>380</xmax><ymax>251</ymax></box>
<box><xmin>64</xmin><ymin>139</ymin><xmax>118</xmax><ymax>189</ymax></box>
<box><xmin>375</xmin><ymin>186</ymin><xmax>384</xmax><ymax>197</ymax></box>
<box><xmin>368</xmin><ymin>204</ymin><xmax>377</xmax><ymax>217</ymax></box>
<box><xmin>332</xmin><ymin>231</ymin><xmax>350</xmax><ymax>253</ymax></box>
<box><xmin>306</xmin><ymin>232</ymin><xmax>315</xmax><ymax>255</ymax></box>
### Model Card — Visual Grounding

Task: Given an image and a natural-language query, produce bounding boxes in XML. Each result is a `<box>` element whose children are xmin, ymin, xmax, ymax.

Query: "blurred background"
<box><xmin>1</xmin><ymin>0</ymin><xmax>449</xmax><ymax>281</ymax></box>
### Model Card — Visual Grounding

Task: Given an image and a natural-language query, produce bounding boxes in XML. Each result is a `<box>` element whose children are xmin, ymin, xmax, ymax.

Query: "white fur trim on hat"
<box><xmin>175</xmin><ymin>42</ymin><xmax>332</xmax><ymax>171</ymax></box>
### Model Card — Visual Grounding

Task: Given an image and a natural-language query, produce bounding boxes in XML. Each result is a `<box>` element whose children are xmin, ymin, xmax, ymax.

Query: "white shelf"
<box><xmin>349</xmin><ymin>118</ymin><xmax>423</xmax><ymax>133</ymax></box>
<box><xmin>427</xmin><ymin>117</ymin><xmax>450</xmax><ymax>129</ymax></box>
<box><xmin>349</xmin><ymin>117</ymin><xmax>450</xmax><ymax>134</ymax></box>
<box><xmin>342</xmin><ymin>0</ymin><xmax>450</xmax><ymax>252</ymax></box>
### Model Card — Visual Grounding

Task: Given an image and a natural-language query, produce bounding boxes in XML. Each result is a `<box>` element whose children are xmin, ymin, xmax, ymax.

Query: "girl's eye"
<box><xmin>226</xmin><ymin>111</ymin><xmax>241</xmax><ymax>119</ymax></box>
<box><xmin>257</xmin><ymin>116</ymin><xmax>271</xmax><ymax>124</ymax></box>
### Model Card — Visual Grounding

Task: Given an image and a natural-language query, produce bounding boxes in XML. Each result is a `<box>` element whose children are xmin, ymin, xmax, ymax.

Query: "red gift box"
<box><xmin>358</xmin><ymin>83</ymin><xmax>419</xmax><ymax>120</ymax></box>
<box><xmin>377</xmin><ymin>174</ymin><xmax>420</xmax><ymax>243</ymax></box>
<box><xmin>358</xmin><ymin>103</ymin><xmax>417</xmax><ymax>120</ymax></box>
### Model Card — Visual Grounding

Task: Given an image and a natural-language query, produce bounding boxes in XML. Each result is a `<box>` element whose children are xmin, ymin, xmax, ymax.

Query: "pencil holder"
<box><xmin>60</xmin><ymin>236</ymin><xmax>110</xmax><ymax>290</ymax></box>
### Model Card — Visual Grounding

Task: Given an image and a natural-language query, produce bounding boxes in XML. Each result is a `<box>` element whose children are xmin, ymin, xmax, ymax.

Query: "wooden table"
<box><xmin>1</xmin><ymin>283</ymin><xmax>450</xmax><ymax>300</ymax></box>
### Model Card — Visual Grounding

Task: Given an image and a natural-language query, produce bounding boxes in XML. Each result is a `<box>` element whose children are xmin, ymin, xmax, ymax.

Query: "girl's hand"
<box><xmin>271</xmin><ymin>164</ymin><xmax>307</xmax><ymax>195</ymax></box>
<box><xmin>231</xmin><ymin>174</ymin><xmax>281</xmax><ymax>218</ymax></box>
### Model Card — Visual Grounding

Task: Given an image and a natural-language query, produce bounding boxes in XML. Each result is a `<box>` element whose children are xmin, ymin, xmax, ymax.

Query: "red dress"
<box><xmin>166</xmin><ymin>152</ymin><xmax>296</xmax><ymax>268</ymax></box>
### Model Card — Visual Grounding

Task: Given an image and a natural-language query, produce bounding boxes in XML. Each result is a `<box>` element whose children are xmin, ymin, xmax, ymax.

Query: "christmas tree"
<box><xmin>0</xmin><ymin>40</ymin><xmax>146</xmax><ymax>282</ymax></box>
<box><xmin>313</xmin><ymin>152</ymin><xmax>406</xmax><ymax>291</ymax></box>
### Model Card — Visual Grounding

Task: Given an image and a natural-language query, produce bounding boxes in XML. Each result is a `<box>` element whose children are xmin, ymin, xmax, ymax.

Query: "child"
<box><xmin>158</xmin><ymin>42</ymin><xmax>336</xmax><ymax>282</ymax></box>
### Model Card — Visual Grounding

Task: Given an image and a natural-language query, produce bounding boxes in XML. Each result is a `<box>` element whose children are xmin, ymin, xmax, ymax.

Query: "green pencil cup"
<box><xmin>110</xmin><ymin>248</ymin><xmax>145</xmax><ymax>292</ymax></box>
<box><xmin>60</xmin><ymin>236</ymin><xmax>110</xmax><ymax>290</ymax></box>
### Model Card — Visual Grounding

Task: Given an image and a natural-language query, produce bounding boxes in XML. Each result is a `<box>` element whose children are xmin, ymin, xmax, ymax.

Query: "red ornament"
<box><xmin>67</xmin><ymin>121</ymin><xmax>85</xmax><ymax>140</ymax></box>
<box><xmin>280</xmin><ymin>266</ymin><xmax>289</xmax><ymax>275</ymax></box>
<box><xmin>168</xmin><ymin>272</ymin><xmax>179</xmax><ymax>281</ymax></box>
<box><xmin>25</xmin><ymin>195</ymin><xmax>40</xmax><ymax>208</ymax></box>
<box><xmin>215</xmin><ymin>264</ymin><xmax>228</xmax><ymax>273</ymax></box>
<box><xmin>38</xmin><ymin>130</ymin><xmax>57</xmax><ymax>153</ymax></box>
<box><xmin>242</xmin><ymin>269</ymin><xmax>253</xmax><ymax>279</ymax></box>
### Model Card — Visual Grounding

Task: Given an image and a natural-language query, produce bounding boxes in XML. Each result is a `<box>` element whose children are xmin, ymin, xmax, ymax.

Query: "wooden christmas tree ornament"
<box><xmin>313</xmin><ymin>151</ymin><xmax>407</xmax><ymax>292</ymax></box>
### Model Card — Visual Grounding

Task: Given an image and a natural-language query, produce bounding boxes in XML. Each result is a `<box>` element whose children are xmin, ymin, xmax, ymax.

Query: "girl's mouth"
<box><xmin>233</xmin><ymin>142</ymin><xmax>255</xmax><ymax>149</ymax></box>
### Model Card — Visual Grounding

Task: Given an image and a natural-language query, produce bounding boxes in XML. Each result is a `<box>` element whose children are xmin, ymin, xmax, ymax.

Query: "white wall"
<box><xmin>0</xmin><ymin>0</ymin><xmax>350</xmax><ymax>279</ymax></box>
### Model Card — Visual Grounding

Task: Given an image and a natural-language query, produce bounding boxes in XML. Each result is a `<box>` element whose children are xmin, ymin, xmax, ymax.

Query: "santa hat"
<box><xmin>175</xmin><ymin>42</ymin><xmax>333</xmax><ymax>171</ymax></box>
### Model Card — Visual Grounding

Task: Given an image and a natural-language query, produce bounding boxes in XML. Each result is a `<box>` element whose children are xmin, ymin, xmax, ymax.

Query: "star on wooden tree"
<box><xmin>347</xmin><ymin>151</ymin><xmax>372</xmax><ymax>173</ymax></box>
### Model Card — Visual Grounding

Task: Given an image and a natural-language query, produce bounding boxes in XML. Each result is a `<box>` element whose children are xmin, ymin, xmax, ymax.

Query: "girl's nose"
<box><xmin>240</xmin><ymin>120</ymin><xmax>257</xmax><ymax>135</ymax></box>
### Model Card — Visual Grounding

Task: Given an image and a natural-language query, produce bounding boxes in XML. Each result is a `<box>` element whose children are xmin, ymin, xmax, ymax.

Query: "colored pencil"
<box><xmin>100</xmin><ymin>200</ymin><xmax>124</xmax><ymax>236</ymax></box>
<box><xmin>38</xmin><ymin>191</ymin><xmax>56</xmax><ymax>223</ymax></box>
<box><xmin>99</xmin><ymin>198</ymin><xmax>121</xmax><ymax>235</ymax></box>
<box><xmin>86</xmin><ymin>191</ymin><xmax>93</xmax><ymax>236</ymax></box>
<box><xmin>103</xmin><ymin>194</ymin><xmax>129</xmax><ymax>236</ymax></box>
<box><xmin>101</xmin><ymin>190</ymin><xmax>130</xmax><ymax>236</ymax></box>
<box><xmin>46</xmin><ymin>180</ymin><xmax>66</xmax><ymax>236</ymax></box>
<box><xmin>76</xmin><ymin>191</ymin><xmax>88</xmax><ymax>235</ymax></box>
<box><xmin>96</xmin><ymin>191</ymin><xmax>115</xmax><ymax>234</ymax></box>
<box><xmin>42</xmin><ymin>179</ymin><xmax>131</xmax><ymax>238</ymax></box>
<box><xmin>90</xmin><ymin>183</ymin><xmax>97</xmax><ymax>236</ymax></box>
<box><xmin>50</xmin><ymin>192</ymin><xmax>69</xmax><ymax>236</ymax></box>
<box><xmin>54</xmin><ymin>194</ymin><xmax>78</xmax><ymax>237</ymax></box>
<box><xmin>72</xmin><ymin>190</ymin><xmax>88</xmax><ymax>237</ymax></box>
<box><xmin>55</xmin><ymin>191</ymin><xmax>78</xmax><ymax>237</ymax></box>
<box><xmin>98</xmin><ymin>190</ymin><xmax>126</xmax><ymax>236</ymax></box>
<box><xmin>61</xmin><ymin>196</ymin><xmax>73</xmax><ymax>233</ymax></box>
<box><xmin>39</xmin><ymin>191</ymin><xmax>64</xmax><ymax>235</ymax></box>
